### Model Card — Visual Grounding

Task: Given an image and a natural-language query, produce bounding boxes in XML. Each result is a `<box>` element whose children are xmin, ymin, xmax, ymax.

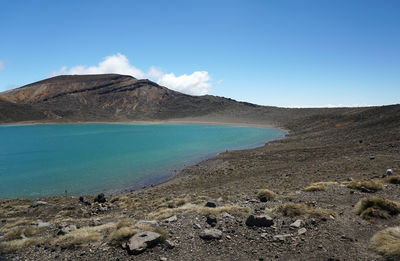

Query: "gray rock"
<box><xmin>206</xmin><ymin>214</ymin><xmax>217</xmax><ymax>227</ymax></box>
<box><xmin>57</xmin><ymin>224</ymin><xmax>77</xmax><ymax>235</ymax></box>
<box><xmin>30</xmin><ymin>201</ymin><xmax>48</xmax><ymax>208</ymax></box>
<box><xmin>220</xmin><ymin>212</ymin><xmax>234</xmax><ymax>219</ymax></box>
<box><xmin>245</xmin><ymin>215</ymin><xmax>274</xmax><ymax>227</ymax></box>
<box><xmin>200</xmin><ymin>228</ymin><xmax>222</xmax><ymax>240</ymax></box>
<box><xmin>289</xmin><ymin>219</ymin><xmax>303</xmax><ymax>229</ymax></box>
<box><xmin>164</xmin><ymin>215</ymin><xmax>177</xmax><ymax>223</ymax></box>
<box><xmin>205</xmin><ymin>201</ymin><xmax>217</xmax><ymax>208</ymax></box>
<box><xmin>194</xmin><ymin>223</ymin><xmax>202</xmax><ymax>229</ymax></box>
<box><xmin>89</xmin><ymin>218</ymin><xmax>102</xmax><ymax>227</ymax></box>
<box><xmin>136</xmin><ymin>220</ymin><xmax>159</xmax><ymax>227</ymax></box>
<box><xmin>160</xmin><ymin>257</ymin><xmax>167</xmax><ymax>261</ymax></box>
<box><xmin>37</xmin><ymin>221</ymin><xmax>52</xmax><ymax>228</ymax></box>
<box><xmin>273</xmin><ymin>234</ymin><xmax>291</xmax><ymax>242</ymax></box>
<box><xmin>386</xmin><ymin>169</ymin><xmax>393</xmax><ymax>176</ymax></box>
<box><xmin>127</xmin><ymin>231</ymin><xmax>161</xmax><ymax>255</ymax></box>
<box><xmin>163</xmin><ymin>239</ymin><xmax>175</xmax><ymax>249</ymax></box>
<box><xmin>298</xmin><ymin>228</ymin><xmax>307</xmax><ymax>235</ymax></box>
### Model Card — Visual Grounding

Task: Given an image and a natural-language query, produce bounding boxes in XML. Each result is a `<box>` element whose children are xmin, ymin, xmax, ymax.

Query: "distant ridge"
<box><xmin>0</xmin><ymin>74</ymin><xmax>265</xmax><ymax>123</ymax></box>
<box><xmin>0</xmin><ymin>74</ymin><xmax>399</xmax><ymax>129</ymax></box>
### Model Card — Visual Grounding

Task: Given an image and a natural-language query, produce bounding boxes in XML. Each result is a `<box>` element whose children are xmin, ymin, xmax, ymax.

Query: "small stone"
<box><xmin>200</xmin><ymin>228</ymin><xmax>222</xmax><ymax>240</ymax></box>
<box><xmin>160</xmin><ymin>257</ymin><xmax>167</xmax><ymax>261</ymax></box>
<box><xmin>205</xmin><ymin>201</ymin><xmax>217</xmax><ymax>208</ymax></box>
<box><xmin>220</xmin><ymin>212</ymin><xmax>234</xmax><ymax>219</ymax></box>
<box><xmin>340</xmin><ymin>235</ymin><xmax>354</xmax><ymax>241</ymax></box>
<box><xmin>30</xmin><ymin>201</ymin><xmax>48</xmax><ymax>208</ymax></box>
<box><xmin>57</xmin><ymin>224</ymin><xmax>77</xmax><ymax>235</ymax></box>
<box><xmin>298</xmin><ymin>228</ymin><xmax>307</xmax><ymax>235</ymax></box>
<box><xmin>164</xmin><ymin>215</ymin><xmax>177</xmax><ymax>223</ymax></box>
<box><xmin>370</xmin><ymin>156</ymin><xmax>375</xmax><ymax>160</ymax></box>
<box><xmin>245</xmin><ymin>215</ymin><xmax>274</xmax><ymax>227</ymax></box>
<box><xmin>273</xmin><ymin>234</ymin><xmax>290</xmax><ymax>242</ymax></box>
<box><xmin>206</xmin><ymin>214</ymin><xmax>217</xmax><ymax>227</ymax></box>
<box><xmin>164</xmin><ymin>239</ymin><xmax>175</xmax><ymax>249</ymax></box>
<box><xmin>127</xmin><ymin>231</ymin><xmax>161</xmax><ymax>255</ymax></box>
<box><xmin>386</xmin><ymin>169</ymin><xmax>393</xmax><ymax>176</ymax></box>
<box><xmin>260</xmin><ymin>233</ymin><xmax>268</xmax><ymax>239</ymax></box>
<box><xmin>289</xmin><ymin>219</ymin><xmax>302</xmax><ymax>229</ymax></box>
<box><xmin>37</xmin><ymin>221</ymin><xmax>52</xmax><ymax>228</ymax></box>
<box><xmin>194</xmin><ymin>223</ymin><xmax>202</xmax><ymax>229</ymax></box>
<box><xmin>136</xmin><ymin>220</ymin><xmax>159</xmax><ymax>227</ymax></box>
<box><xmin>89</xmin><ymin>218</ymin><xmax>102</xmax><ymax>227</ymax></box>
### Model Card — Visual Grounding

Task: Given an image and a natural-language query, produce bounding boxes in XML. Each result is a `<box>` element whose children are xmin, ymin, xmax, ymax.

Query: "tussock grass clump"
<box><xmin>115</xmin><ymin>218</ymin><xmax>136</xmax><ymax>229</ymax></box>
<box><xmin>257</xmin><ymin>189</ymin><xmax>276</xmax><ymax>201</ymax></box>
<box><xmin>2</xmin><ymin>226</ymin><xmax>40</xmax><ymax>241</ymax></box>
<box><xmin>370</xmin><ymin>226</ymin><xmax>400</xmax><ymax>260</ymax></box>
<box><xmin>53</xmin><ymin>228</ymin><xmax>101</xmax><ymax>248</ymax></box>
<box><xmin>109</xmin><ymin>227</ymin><xmax>138</xmax><ymax>246</ymax></box>
<box><xmin>386</xmin><ymin>176</ymin><xmax>400</xmax><ymax>185</ymax></box>
<box><xmin>303</xmin><ymin>181</ymin><xmax>338</xmax><ymax>192</ymax></box>
<box><xmin>148</xmin><ymin>203</ymin><xmax>249</xmax><ymax>220</ymax></box>
<box><xmin>277</xmin><ymin>203</ymin><xmax>336</xmax><ymax>218</ymax></box>
<box><xmin>355</xmin><ymin>197</ymin><xmax>400</xmax><ymax>220</ymax></box>
<box><xmin>347</xmin><ymin>180</ymin><xmax>383</xmax><ymax>192</ymax></box>
<box><xmin>53</xmin><ymin>223</ymin><xmax>114</xmax><ymax>248</ymax></box>
<box><xmin>0</xmin><ymin>238</ymin><xmax>38</xmax><ymax>253</ymax></box>
<box><xmin>303</xmin><ymin>184</ymin><xmax>326</xmax><ymax>192</ymax></box>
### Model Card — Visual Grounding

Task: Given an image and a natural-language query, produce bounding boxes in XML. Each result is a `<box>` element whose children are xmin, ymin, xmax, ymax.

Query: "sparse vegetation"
<box><xmin>302</xmin><ymin>181</ymin><xmax>338</xmax><ymax>192</ymax></box>
<box><xmin>355</xmin><ymin>197</ymin><xmax>400</xmax><ymax>220</ymax></box>
<box><xmin>257</xmin><ymin>189</ymin><xmax>276</xmax><ymax>201</ymax></box>
<box><xmin>276</xmin><ymin>203</ymin><xmax>336</xmax><ymax>218</ymax></box>
<box><xmin>0</xmin><ymin>238</ymin><xmax>39</xmax><ymax>253</ymax></box>
<box><xmin>370</xmin><ymin>226</ymin><xmax>400</xmax><ymax>260</ymax></box>
<box><xmin>346</xmin><ymin>180</ymin><xmax>383</xmax><ymax>192</ymax></box>
<box><xmin>386</xmin><ymin>176</ymin><xmax>400</xmax><ymax>185</ymax></box>
<box><xmin>109</xmin><ymin>227</ymin><xmax>138</xmax><ymax>246</ymax></box>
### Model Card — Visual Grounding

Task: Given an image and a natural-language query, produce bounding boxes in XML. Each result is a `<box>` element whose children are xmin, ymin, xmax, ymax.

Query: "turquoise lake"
<box><xmin>0</xmin><ymin>123</ymin><xmax>286</xmax><ymax>199</ymax></box>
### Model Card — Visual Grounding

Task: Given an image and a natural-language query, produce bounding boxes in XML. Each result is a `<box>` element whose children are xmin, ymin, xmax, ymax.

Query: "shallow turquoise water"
<box><xmin>0</xmin><ymin>123</ymin><xmax>286</xmax><ymax>198</ymax></box>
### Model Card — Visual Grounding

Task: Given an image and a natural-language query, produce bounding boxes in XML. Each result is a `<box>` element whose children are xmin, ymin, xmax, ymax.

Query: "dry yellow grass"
<box><xmin>0</xmin><ymin>238</ymin><xmax>38</xmax><ymax>253</ymax></box>
<box><xmin>52</xmin><ymin>223</ymin><xmax>114</xmax><ymax>248</ymax></box>
<box><xmin>147</xmin><ymin>203</ymin><xmax>249</xmax><ymax>220</ymax></box>
<box><xmin>346</xmin><ymin>180</ymin><xmax>383</xmax><ymax>192</ymax></box>
<box><xmin>257</xmin><ymin>189</ymin><xmax>276</xmax><ymax>201</ymax></box>
<box><xmin>302</xmin><ymin>181</ymin><xmax>338</xmax><ymax>192</ymax></box>
<box><xmin>355</xmin><ymin>197</ymin><xmax>400</xmax><ymax>220</ymax></box>
<box><xmin>386</xmin><ymin>176</ymin><xmax>400</xmax><ymax>185</ymax></box>
<box><xmin>2</xmin><ymin>226</ymin><xmax>40</xmax><ymax>241</ymax></box>
<box><xmin>370</xmin><ymin>226</ymin><xmax>400</xmax><ymax>259</ymax></box>
<box><xmin>276</xmin><ymin>203</ymin><xmax>336</xmax><ymax>218</ymax></box>
<box><xmin>109</xmin><ymin>227</ymin><xmax>138</xmax><ymax>246</ymax></box>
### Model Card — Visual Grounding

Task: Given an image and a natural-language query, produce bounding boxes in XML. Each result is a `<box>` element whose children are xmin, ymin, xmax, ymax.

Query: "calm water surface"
<box><xmin>0</xmin><ymin>123</ymin><xmax>286</xmax><ymax>198</ymax></box>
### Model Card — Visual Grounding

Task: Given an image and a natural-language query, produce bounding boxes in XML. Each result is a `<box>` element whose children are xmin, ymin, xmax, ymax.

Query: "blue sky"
<box><xmin>0</xmin><ymin>0</ymin><xmax>399</xmax><ymax>107</ymax></box>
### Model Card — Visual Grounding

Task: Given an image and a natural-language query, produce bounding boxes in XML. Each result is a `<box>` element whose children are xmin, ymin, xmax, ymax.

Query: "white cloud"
<box><xmin>157</xmin><ymin>71</ymin><xmax>211</xmax><ymax>96</ymax></box>
<box><xmin>0</xmin><ymin>60</ymin><xmax>5</xmax><ymax>71</ymax></box>
<box><xmin>52</xmin><ymin>53</ymin><xmax>212</xmax><ymax>96</ymax></box>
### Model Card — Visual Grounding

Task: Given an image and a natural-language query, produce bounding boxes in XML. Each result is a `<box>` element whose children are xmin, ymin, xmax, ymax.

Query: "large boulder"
<box><xmin>127</xmin><ymin>231</ymin><xmax>161</xmax><ymax>255</ymax></box>
<box><xmin>245</xmin><ymin>215</ymin><xmax>274</xmax><ymax>227</ymax></box>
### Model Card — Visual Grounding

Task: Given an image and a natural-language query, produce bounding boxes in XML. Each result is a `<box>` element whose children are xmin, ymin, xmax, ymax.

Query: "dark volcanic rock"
<box><xmin>205</xmin><ymin>201</ymin><xmax>217</xmax><ymax>208</ymax></box>
<box><xmin>206</xmin><ymin>214</ymin><xmax>217</xmax><ymax>227</ymax></box>
<box><xmin>94</xmin><ymin>193</ymin><xmax>106</xmax><ymax>203</ymax></box>
<box><xmin>245</xmin><ymin>215</ymin><xmax>274</xmax><ymax>227</ymax></box>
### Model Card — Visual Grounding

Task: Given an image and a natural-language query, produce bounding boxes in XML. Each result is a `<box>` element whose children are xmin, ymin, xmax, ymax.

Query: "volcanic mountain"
<box><xmin>0</xmin><ymin>74</ymin><xmax>271</xmax><ymax>123</ymax></box>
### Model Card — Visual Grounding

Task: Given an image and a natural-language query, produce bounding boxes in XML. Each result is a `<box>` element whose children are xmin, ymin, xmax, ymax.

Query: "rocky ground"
<box><xmin>1</xmin><ymin>104</ymin><xmax>400</xmax><ymax>260</ymax></box>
